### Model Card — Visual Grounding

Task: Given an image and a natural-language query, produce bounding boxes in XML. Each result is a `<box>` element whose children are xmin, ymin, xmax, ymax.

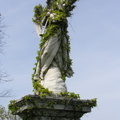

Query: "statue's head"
<box><xmin>46</xmin><ymin>0</ymin><xmax>56</xmax><ymax>6</ymax></box>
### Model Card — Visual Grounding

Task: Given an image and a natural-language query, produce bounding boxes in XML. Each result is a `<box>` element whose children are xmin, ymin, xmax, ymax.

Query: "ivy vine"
<box><xmin>32</xmin><ymin>0</ymin><xmax>78</xmax><ymax>94</ymax></box>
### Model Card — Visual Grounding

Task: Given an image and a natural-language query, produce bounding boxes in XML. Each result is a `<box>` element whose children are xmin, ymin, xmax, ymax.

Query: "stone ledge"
<box><xmin>9</xmin><ymin>94</ymin><xmax>96</xmax><ymax>120</ymax></box>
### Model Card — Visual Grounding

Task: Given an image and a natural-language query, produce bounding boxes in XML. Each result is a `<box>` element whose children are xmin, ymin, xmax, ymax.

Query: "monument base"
<box><xmin>9</xmin><ymin>95</ymin><xmax>96</xmax><ymax>120</ymax></box>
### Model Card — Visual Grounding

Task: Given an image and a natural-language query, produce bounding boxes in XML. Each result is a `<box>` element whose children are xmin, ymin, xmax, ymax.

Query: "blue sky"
<box><xmin>0</xmin><ymin>0</ymin><xmax>120</xmax><ymax>120</ymax></box>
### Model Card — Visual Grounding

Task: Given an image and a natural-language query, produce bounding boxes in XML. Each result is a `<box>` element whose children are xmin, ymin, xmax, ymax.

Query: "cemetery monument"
<box><xmin>9</xmin><ymin>0</ymin><xmax>97</xmax><ymax>120</ymax></box>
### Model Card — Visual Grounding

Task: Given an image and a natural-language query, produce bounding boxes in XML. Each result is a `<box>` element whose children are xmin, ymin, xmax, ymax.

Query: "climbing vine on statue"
<box><xmin>32</xmin><ymin>0</ymin><xmax>78</xmax><ymax>95</ymax></box>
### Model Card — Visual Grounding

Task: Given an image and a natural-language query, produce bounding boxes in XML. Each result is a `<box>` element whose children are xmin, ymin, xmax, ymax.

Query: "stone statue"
<box><xmin>32</xmin><ymin>0</ymin><xmax>77</xmax><ymax>94</ymax></box>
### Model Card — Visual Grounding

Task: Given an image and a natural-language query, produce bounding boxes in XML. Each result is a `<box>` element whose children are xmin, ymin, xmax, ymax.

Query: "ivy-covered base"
<box><xmin>9</xmin><ymin>95</ymin><xmax>96</xmax><ymax>120</ymax></box>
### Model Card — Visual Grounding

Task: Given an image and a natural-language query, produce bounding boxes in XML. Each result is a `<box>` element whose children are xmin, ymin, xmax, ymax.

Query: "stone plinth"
<box><xmin>9</xmin><ymin>95</ymin><xmax>96</xmax><ymax>120</ymax></box>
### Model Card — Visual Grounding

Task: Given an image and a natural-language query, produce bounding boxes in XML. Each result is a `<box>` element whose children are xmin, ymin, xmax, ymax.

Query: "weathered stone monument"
<box><xmin>9</xmin><ymin>0</ymin><xmax>96</xmax><ymax>120</ymax></box>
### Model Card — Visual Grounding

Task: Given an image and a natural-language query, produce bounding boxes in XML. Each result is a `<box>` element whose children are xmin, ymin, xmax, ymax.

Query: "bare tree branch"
<box><xmin>0</xmin><ymin>71</ymin><xmax>12</xmax><ymax>83</ymax></box>
<box><xmin>0</xmin><ymin>13</ymin><xmax>6</xmax><ymax>53</ymax></box>
<box><xmin>0</xmin><ymin>90</ymin><xmax>12</xmax><ymax>98</ymax></box>
<box><xmin>0</xmin><ymin>13</ymin><xmax>13</xmax><ymax>98</ymax></box>
<box><xmin>0</xmin><ymin>71</ymin><xmax>13</xmax><ymax>97</ymax></box>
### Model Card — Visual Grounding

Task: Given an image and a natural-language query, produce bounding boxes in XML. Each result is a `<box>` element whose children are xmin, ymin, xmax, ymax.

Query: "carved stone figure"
<box><xmin>32</xmin><ymin>0</ymin><xmax>77</xmax><ymax>94</ymax></box>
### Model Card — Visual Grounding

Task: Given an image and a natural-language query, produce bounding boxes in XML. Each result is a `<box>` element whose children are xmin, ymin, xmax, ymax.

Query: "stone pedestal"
<box><xmin>9</xmin><ymin>95</ymin><xmax>96</xmax><ymax>120</ymax></box>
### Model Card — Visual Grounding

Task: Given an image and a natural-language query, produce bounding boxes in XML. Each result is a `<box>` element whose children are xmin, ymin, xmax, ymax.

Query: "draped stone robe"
<box><xmin>33</xmin><ymin>0</ymin><xmax>76</xmax><ymax>94</ymax></box>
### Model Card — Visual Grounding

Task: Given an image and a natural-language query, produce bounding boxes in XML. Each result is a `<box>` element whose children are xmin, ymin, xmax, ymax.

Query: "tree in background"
<box><xmin>0</xmin><ymin>105</ymin><xmax>21</xmax><ymax>120</ymax></box>
<box><xmin>0</xmin><ymin>13</ymin><xmax>5</xmax><ymax>53</ymax></box>
<box><xmin>0</xmin><ymin>14</ymin><xmax>19</xmax><ymax>119</ymax></box>
<box><xmin>0</xmin><ymin>13</ymin><xmax>11</xmax><ymax>97</ymax></box>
